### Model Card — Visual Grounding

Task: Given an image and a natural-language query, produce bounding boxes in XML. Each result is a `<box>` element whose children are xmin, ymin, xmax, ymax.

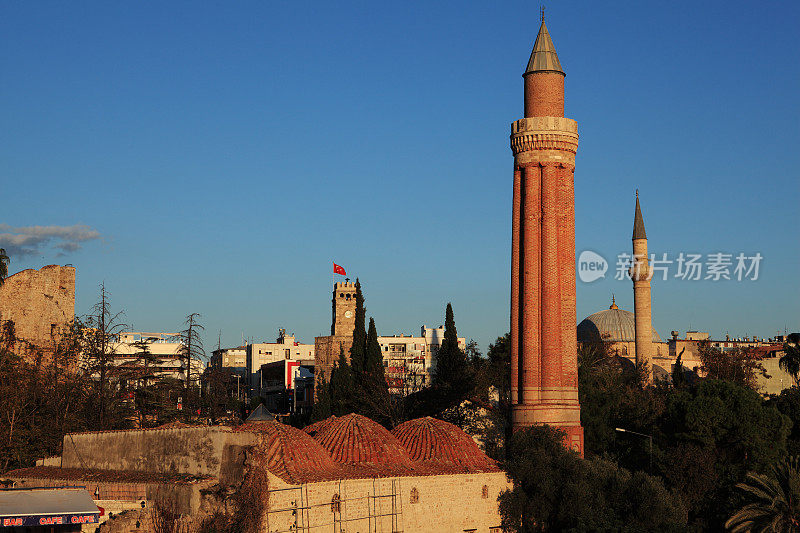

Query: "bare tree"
<box><xmin>83</xmin><ymin>283</ymin><xmax>126</xmax><ymax>427</ymax></box>
<box><xmin>180</xmin><ymin>313</ymin><xmax>205</xmax><ymax>393</ymax></box>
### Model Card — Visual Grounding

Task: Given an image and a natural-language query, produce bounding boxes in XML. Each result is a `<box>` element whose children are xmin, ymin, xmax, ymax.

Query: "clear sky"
<box><xmin>2</xmin><ymin>0</ymin><xmax>798</xmax><ymax>355</ymax></box>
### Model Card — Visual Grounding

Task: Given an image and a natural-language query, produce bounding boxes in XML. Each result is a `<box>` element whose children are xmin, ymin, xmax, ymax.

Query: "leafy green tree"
<box><xmin>312</xmin><ymin>371</ymin><xmax>332</xmax><ymax>422</ymax></box>
<box><xmin>498</xmin><ymin>424</ymin><xmax>686</xmax><ymax>532</ymax></box>
<box><xmin>725</xmin><ymin>456</ymin><xmax>800</xmax><ymax>533</ymax></box>
<box><xmin>0</xmin><ymin>248</ymin><xmax>9</xmax><ymax>286</ymax></box>
<box><xmin>699</xmin><ymin>342</ymin><xmax>767</xmax><ymax>391</ymax></box>
<box><xmin>772</xmin><ymin>386</ymin><xmax>800</xmax><ymax>456</ymax></box>
<box><xmin>671</xmin><ymin>349</ymin><xmax>688</xmax><ymax>389</ymax></box>
<box><xmin>578</xmin><ymin>342</ymin><xmax>665</xmax><ymax>469</ymax></box>
<box><xmin>662</xmin><ymin>379</ymin><xmax>791</xmax><ymax>528</ymax></box>
<box><xmin>779</xmin><ymin>333</ymin><xmax>800</xmax><ymax>387</ymax></box>
<box><xmin>329</xmin><ymin>346</ymin><xmax>354</xmax><ymax>416</ymax></box>
<box><xmin>349</xmin><ymin>278</ymin><xmax>366</xmax><ymax>374</ymax></box>
<box><xmin>131</xmin><ymin>339</ymin><xmax>164</xmax><ymax>390</ymax></box>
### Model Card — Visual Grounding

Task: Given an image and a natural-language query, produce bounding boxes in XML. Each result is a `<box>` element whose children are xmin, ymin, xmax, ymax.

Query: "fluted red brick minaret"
<box><xmin>509</xmin><ymin>13</ymin><xmax>584</xmax><ymax>455</ymax></box>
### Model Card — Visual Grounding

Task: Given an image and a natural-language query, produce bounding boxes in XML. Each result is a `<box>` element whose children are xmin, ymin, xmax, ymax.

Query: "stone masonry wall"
<box><xmin>314</xmin><ymin>335</ymin><xmax>353</xmax><ymax>392</ymax></box>
<box><xmin>0</xmin><ymin>265</ymin><xmax>75</xmax><ymax>358</ymax></box>
<box><xmin>265</xmin><ymin>471</ymin><xmax>508</xmax><ymax>533</ymax></box>
<box><xmin>61</xmin><ymin>427</ymin><xmax>257</xmax><ymax>478</ymax></box>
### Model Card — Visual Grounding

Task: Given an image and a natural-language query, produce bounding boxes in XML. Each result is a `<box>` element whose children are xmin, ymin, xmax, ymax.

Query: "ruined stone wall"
<box><xmin>313</xmin><ymin>335</ymin><xmax>353</xmax><ymax>387</ymax></box>
<box><xmin>61</xmin><ymin>427</ymin><xmax>257</xmax><ymax>478</ymax></box>
<box><xmin>265</xmin><ymin>471</ymin><xmax>508</xmax><ymax>533</ymax></box>
<box><xmin>0</xmin><ymin>265</ymin><xmax>75</xmax><ymax>358</ymax></box>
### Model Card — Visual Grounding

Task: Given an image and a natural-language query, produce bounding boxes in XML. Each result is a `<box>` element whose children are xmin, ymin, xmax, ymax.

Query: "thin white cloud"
<box><xmin>0</xmin><ymin>224</ymin><xmax>102</xmax><ymax>258</ymax></box>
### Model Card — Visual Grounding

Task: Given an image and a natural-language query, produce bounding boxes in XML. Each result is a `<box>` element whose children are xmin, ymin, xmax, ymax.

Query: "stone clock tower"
<box><xmin>509</xmin><ymin>14</ymin><xmax>584</xmax><ymax>455</ymax></box>
<box><xmin>315</xmin><ymin>280</ymin><xmax>358</xmax><ymax>392</ymax></box>
<box><xmin>331</xmin><ymin>281</ymin><xmax>357</xmax><ymax>336</ymax></box>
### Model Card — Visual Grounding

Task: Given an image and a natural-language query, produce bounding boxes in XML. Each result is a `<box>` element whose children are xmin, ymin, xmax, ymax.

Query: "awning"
<box><xmin>0</xmin><ymin>488</ymin><xmax>100</xmax><ymax>528</ymax></box>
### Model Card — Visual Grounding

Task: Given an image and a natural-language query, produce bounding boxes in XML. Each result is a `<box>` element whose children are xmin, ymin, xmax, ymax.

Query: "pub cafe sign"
<box><xmin>2</xmin><ymin>514</ymin><xmax>98</xmax><ymax>527</ymax></box>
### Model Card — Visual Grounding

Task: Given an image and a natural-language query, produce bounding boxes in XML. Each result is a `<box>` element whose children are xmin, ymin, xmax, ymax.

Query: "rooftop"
<box><xmin>525</xmin><ymin>16</ymin><xmax>564</xmax><ymax>75</ymax></box>
<box><xmin>391</xmin><ymin>417</ymin><xmax>500</xmax><ymax>474</ymax></box>
<box><xmin>4</xmin><ymin>416</ymin><xmax>502</xmax><ymax>486</ymax></box>
<box><xmin>309</xmin><ymin>414</ymin><xmax>418</xmax><ymax>478</ymax></box>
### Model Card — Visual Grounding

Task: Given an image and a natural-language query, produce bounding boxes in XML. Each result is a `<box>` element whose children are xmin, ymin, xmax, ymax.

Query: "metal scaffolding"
<box><xmin>266</xmin><ymin>478</ymin><xmax>404</xmax><ymax>533</ymax></box>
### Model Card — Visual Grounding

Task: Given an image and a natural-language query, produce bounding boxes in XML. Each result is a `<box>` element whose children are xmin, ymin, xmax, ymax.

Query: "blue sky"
<box><xmin>2</xmin><ymin>1</ymin><xmax>798</xmax><ymax>354</ymax></box>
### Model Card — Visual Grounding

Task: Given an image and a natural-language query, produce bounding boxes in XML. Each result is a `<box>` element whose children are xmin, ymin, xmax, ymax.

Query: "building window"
<box><xmin>482</xmin><ymin>485</ymin><xmax>489</xmax><ymax>499</ymax></box>
<box><xmin>490</xmin><ymin>528</ymin><xmax>502</xmax><ymax>533</ymax></box>
<box><xmin>410</xmin><ymin>487</ymin><xmax>419</xmax><ymax>504</ymax></box>
<box><xmin>331</xmin><ymin>493</ymin><xmax>341</xmax><ymax>513</ymax></box>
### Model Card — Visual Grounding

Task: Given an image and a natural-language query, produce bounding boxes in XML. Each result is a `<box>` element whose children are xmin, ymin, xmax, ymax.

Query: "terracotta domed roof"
<box><xmin>236</xmin><ymin>420</ymin><xmax>342</xmax><ymax>484</ymax></box>
<box><xmin>391</xmin><ymin>417</ymin><xmax>500</xmax><ymax>474</ymax></box>
<box><xmin>310</xmin><ymin>414</ymin><xmax>417</xmax><ymax>477</ymax></box>
<box><xmin>303</xmin><ymin>416</ymin><xmax>335</xmax><ymax>438</ymax></box>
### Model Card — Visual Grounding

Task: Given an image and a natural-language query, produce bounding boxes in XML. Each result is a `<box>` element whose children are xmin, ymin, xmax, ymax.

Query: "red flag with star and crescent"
<box><xmin>333</xmin><ymin>262</ymin><xmax>346</xmax><ymax>276</ymax></box>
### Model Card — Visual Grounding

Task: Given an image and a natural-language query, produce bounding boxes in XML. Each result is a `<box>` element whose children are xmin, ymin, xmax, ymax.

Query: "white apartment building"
<box><xmin>81</xmin><ymin>331</ymin><xmax>206</xmax><ymax>388</ymax></box>
<box><xmin>379</xmin><ymin>325</ymin><xmax>466</xmax><ymax>395</ymax></box>
<box><xmin>246</xmin><ymin>329</ymin><xmax>315</xmax><ymax>393</ymax></box>
<box><xmin>210</xmin><ymin>346</ymin><xmax>247</xmax><ymax>371</ymax></box>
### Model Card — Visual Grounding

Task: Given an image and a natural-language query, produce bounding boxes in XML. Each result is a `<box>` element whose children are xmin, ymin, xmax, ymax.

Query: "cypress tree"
<box><xmin>434</xmin><ymin>302</ymin><xmax>468</xmax><ymax>386</ymax></box>
<box><xmin>365</xmin><ymin>317</ymin><xmax>385</xmax><ymax>378</ymax></box>
<box><xmin>349</xmin><ymin>278</ymin><xmax>367</xmax><ymax>374</ymax></box>
<box><xmin>312</xmin><ymin>371</ymin><xmax>332</xmax><ymax>421</ymax></box>
<box><xmin>329</xmin><ymin>345</ymin><xmax>354</xmax><ymax>416</ymax></box>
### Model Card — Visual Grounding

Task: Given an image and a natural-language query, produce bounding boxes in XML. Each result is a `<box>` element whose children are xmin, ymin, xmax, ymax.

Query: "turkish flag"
<box><xmin>333</xmin><ymin>262</ymin><xmax>346</xmax><ymax>276</ymax></box>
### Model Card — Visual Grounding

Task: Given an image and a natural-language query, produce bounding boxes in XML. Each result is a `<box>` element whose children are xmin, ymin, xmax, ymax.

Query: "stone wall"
<box><xmin>7</xmin><ymin>477</ymin><xmax>203</xmax><ymax>514</ymax></box>
<box><xmin>264</xmin><ymin>471</ymin><xmax>508</xmax><ymax>533</ymax></box>
<box><xmin>314</xmin><ymin>335</ymin><xmax>353</xmax><ymax>387</ymax></box>
<box><xmin>0</xmin><ymin>265</ymin><xmax>75</xmax><ymax>358</ymax></box>
<box><xmin>61</xmin><ymin>427</ymin><xmax>257</xmax><ymax>478</ymax></box>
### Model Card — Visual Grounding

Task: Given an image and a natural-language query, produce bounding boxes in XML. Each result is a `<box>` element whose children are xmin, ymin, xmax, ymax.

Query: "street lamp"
<box><xmin>615</xmin><ymin>427</ymin><xmax>653</xmax><ymax>472</ymax></box>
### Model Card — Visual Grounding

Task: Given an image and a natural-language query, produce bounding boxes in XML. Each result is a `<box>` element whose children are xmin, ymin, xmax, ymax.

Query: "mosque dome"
<box><xmin>391</xmin><ymin>417</ymin><xmax>500</xmax><ymax>474</ymax></box>
<box><xmin>577</xmin><ymin>297</ymin><xmax>661</xmax><ymax>343</ymax></box>
<box><xmin>309</xmin><ymin>414</ymin><xmax>417</xmax><ymax>477</ymax></box>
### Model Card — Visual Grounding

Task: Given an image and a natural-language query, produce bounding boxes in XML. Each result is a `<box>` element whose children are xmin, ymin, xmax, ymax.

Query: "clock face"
<box><xmin>344</xmin><ymin>311</ymin><xmax>353</xmax><ymax>318</ymax></box>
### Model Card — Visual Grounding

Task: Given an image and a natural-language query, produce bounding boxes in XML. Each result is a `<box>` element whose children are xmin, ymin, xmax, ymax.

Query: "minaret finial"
<box><xmin>633</xmin><ymin>190</ymin><xmax>646</xmax><ymax>240</ymax></box>
<box><xmin>610</xmin><ymin>294</ymin><xmax>618</xmax><ymax>310</ymax></box>
<box><xmin>540</xmin><ymin>5</ymin><xmax>545</xmax><ymax>22</ymax></box>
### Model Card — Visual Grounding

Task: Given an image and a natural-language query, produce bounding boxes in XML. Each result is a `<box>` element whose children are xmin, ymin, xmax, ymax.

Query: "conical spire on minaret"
<box><xmin>633</xmin><ymin>190</ymin><xmax>647</xmax><ymax>240</ymax></box>
<box><xmin>524</xmin><ymin>9</ymin><xmax>564</xmax><ymax>76</ymax></box>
